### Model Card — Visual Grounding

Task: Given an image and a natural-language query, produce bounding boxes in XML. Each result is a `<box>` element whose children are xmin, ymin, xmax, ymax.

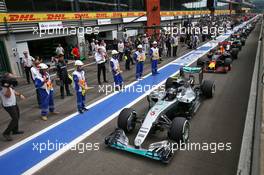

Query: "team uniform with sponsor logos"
<box><xmin>149</xmin><ymin>47</ymin><xmax>160</xmax><ymax>75</ymax></box>
<box><xmin>73</xmin><ymin>70</ymin><xmax>87</xmax><ymax>112</ymax></box>
<box><xmin>110</xmin><ymin>56</ymin><xmax>123</xmax><ymax>88</ymax></box>
<box><xmin>133</xmin><ymin>51</ymin><xmax>146</xmax><ymax>80</ymax></box>
<box><xmin>35</xmin><ymin>72</ymin><xmax>55</xmax><ymax>117</ymax></box>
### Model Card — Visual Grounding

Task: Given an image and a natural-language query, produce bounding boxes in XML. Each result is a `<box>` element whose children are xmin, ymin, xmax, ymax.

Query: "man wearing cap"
<box><xmin>56</xmin><ymin>54</ymin><xmax>72</xmax><ymax>99</ymax></box>
<box><xmin>73</xmin><ymin>60</ymin><xmax>89</xmax><ymax>113</ymax></box>
<box><xmin>35</xmin><ymin>63</ymin><xmax>58</xmax><ymax>121</ymax></box>
<box><xmin>110</xmin><ymin>50</ymin><xmax>123</xmax><ymax>90</ymax></box>
<box><xmin>95</xmin><ymin>46</ymin><xmax>108</xmax><ymax>85</ymax></box>
<box><xmin>133</xmin><ymin>45</ymin><xmax>145</xmax><ymax>80</ymax></box>
<box><xmin>149</xmin><ymin>41</ymin><xmax>160</xmax><ymax>75</ymax></box>
<box><xmin>22</xmin><ymin>51</ymin><xmax>35</xmax><ymax>84</ymax></box>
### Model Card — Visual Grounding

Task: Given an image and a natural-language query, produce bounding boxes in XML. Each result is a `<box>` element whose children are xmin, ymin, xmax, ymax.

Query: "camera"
<box><xmin>0</xmin><ymin>74</ymin><xmax>18</xmax><ymax>88</ymax></box>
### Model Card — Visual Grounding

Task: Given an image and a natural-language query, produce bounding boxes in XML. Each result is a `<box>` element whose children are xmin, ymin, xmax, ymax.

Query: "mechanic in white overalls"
<box><xmin>73</xmin><ymin>60</ymin><xmax>89</xmax><ymax>114</ymax></box>
<box><xmin>35</xmin><ymin>63</ymin><xmax>58</xmax><ymax>121</ymax></box>
<box><xmin>110</xmin><ymin>50</ymin><xmax>124</xmax><ymax>90</ymax></box>
<box><xmin>149</xmin><ymin>41</ymin><xmax>160</xmax><ymax>75</ymax></box>
<box><xmin>133</xmin><ymin>45</ymin><xmax>146</xmax><ymax>80</ymax></box>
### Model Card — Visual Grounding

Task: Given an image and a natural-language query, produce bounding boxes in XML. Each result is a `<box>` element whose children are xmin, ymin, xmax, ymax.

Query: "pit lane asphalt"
<box><xmin>35</xmin><ymin>23</ymin><xmax>261</xmax><ymax>175</ymax></box>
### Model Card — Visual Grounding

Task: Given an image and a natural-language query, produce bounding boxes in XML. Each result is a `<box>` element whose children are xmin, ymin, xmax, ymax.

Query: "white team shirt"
<box><xmin>95</xmin><ymin>52</ymin><xmax>106</xmax><ymax>64</ymax></box>
<box><xmin>30</xmin><ymin>66</ymin><xmax>41</xmax><ymax>81</ymax></box>
<box><xmin>22</xmin><ymin>55</ymin><xmax>35</xmax><ymax>67</ymax></box>
<box><xmin>0</xmin><ymin>87</ymin><xmax>16</xmax><ymax>107</ymax></box>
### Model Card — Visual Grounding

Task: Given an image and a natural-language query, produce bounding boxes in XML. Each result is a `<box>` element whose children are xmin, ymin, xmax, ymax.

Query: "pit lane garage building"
<box><xmin>0</xmin><ymin>0</ymin><xmax>253</xmax><ymax>75</ymax></box>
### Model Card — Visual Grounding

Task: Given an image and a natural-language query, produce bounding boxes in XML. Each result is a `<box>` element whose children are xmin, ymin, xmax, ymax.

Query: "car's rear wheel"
<box><xmin>224</xmin><ymin>58</ymin><xmax>232</xmax><ymax>71</ymax></box>
<box><xmin>201</xmin><ymin>80</ymin><xmax>215</xmax><ymax>98</ymax></box>
<box><xmin>117</xmin><ymin>108</ymin><xmax>137</xmax><ymax>133</ymax></box>
<box><xmin>168</xmin><ymin>117</ymin><xmax>190</xmax><ymax>143</ymax></box>
<box><xmin>231</xmin><ymin>48</ymin><xmax>239</xmax><ymax>59</ymax></box>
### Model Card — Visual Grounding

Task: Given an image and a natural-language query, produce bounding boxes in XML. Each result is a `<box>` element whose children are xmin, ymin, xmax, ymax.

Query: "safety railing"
<box><xmin>237</xmin><ymin>15</ymin><xmax>264</xmax><ymax>175</ymax></box>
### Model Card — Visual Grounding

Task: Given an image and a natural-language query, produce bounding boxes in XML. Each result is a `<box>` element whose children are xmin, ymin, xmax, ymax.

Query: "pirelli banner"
<box><xmin>0</xmin><ymin>10</ymin><xmax>232</xmax><ymax>23</ymax></box>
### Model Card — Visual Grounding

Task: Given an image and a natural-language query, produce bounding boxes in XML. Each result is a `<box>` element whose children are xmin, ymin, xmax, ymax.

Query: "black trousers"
<box><xmin>125</xmin><ymin>55</ymin><xmax>131</xmax><ymax>70</ymax></box>
<box><xmin>172</xmin><ymin>46</ymin><xmax>178</xmax><ymax>57</ymax></box>
<box><xmin>97</xmin><ymin>63</ymin><xmax>107</xmax><ymax>84</ymax></box>
<box><xmin>60</xmin><ymin>78</ymin><xmax>71</xmax><ymax>97</ymax></box>
<box><xmin>167</xmin><ymin>46</ymin><xmax>171</xmax><ymax>57</ymax></box>
<box><xmin>24</xmin><ymin>66</ymin><xmax>32</xmax><ymax>84</ymax></box>
<box><xmin>3</xmin><ymin>105</ymin><xmax>20</xmax><ymax>135</ymax></box>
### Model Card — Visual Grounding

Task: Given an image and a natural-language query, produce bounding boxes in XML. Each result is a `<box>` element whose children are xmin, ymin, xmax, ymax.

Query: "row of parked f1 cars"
<box><xmin>104</xmin><ymin>19</ymin><xmax>258</xmax><ymax>163</ymax></box>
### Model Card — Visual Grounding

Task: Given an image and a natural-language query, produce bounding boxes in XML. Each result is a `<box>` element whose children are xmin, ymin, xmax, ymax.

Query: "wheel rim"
<box><xmin>182</xmin><ymin>121</ymin><xmax>190</xmax><ymax>143</ymax></box>
<box><xmin>212</xmin><ymin>84</ymin><xmax>216</xmax><ymax>96</ymax></box>
<box><xmin>127</xmin><ymin>113</ymin><xmax>135</xmax><ymax>132</ymax></box>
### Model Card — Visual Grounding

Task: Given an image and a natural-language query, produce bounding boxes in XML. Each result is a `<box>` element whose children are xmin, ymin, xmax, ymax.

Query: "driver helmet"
<box><xmin>167</xmin><ymin>88</ymin><xmax>177</xmax><ymax>101</ymax></box>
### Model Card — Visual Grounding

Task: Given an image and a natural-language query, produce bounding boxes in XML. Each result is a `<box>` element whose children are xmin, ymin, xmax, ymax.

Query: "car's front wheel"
<box><xmin>168</xmin><ymin>117</ymin><xmax>190</xmax><ymax>143</ymax></box>
<box><xmin>201</xmin><ymin>80</ymin><xmax>215</xmax><ymax>98</ymax></box>
<box><xmin>117</xmin><ymin>108</ymin><xmax>137</xmax><ymax>133</ymax></box>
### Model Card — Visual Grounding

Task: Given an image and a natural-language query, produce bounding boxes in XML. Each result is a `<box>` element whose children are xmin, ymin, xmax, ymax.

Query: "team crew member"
<box><xmin>56</xmin><ymin>54</ymin><xmax>72</xmax><ymax>99</ymax></box>
<box><xmin>73</xmin><ymin>60</ymin><xmax>89</xmax><ymax>114</ymax></box>
<box><xmin>30</xmin><ymin>58</ymin><xmax>42</xmax><ymax>107</ymax></box>
<box><xmin>110</xmin><ymin>50</ymin><xmax>124</xmax><ymax>90</ymax></box>
<box><xmin>71</xmin><ymin>45</ymin><xmax>80</xmax><ymax>60</ymax></box>
<box><xmin>35</xmin><ymin>63</ymin><xmax>58</xmax><ymax>121</ymax></box>
<box><xmin>22</xmin><ymin>51</ymin><xmax>35</xmax><ymax>84</ymax></box>
<box><xmin>133</xmin><ymin>45</ymin><xmax>145</xmax><ymax>80</ymax></box>
<box><xmin>149</xmin><ymin>41</ymin><xmax>160</xmax><ymax>75</ymax></box>
<box><xmin>95</xmin><ymin>47</ymin><xmax>108</xmax><ymax>85</ymax></box>
<box><xmin>1</xmin><ymin>75</ymin><xmax>26</xmax><ymax>141</ymax></box>
<box><xmin>124</xmin><ymin>42</ymin><xmax>132</xmax><ymax>70</ymax></box>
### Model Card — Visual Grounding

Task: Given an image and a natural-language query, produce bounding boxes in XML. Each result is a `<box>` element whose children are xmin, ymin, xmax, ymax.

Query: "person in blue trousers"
<box><xmin>35</xmin><ymin>63</ymin><xmax>59</xmax><ymax>121</ymax></box>
<box><xmin>133</xmin><ymin>44</ymin><xmax>146</xmax><ymax>81</ymax></box>
<box><xmin>149</xmin><ymin>41</ymin><xmax>160</xmax><ymax>75</ymax></box>
<box><xmin>110</xmin><ymin>50</ymin><xmax>124</xmax><ymax>90</ymax></box>
<box><xmin>73</xmin><ymin>60</ymin><xmax>89</xmax><ymax>114</ymax></box>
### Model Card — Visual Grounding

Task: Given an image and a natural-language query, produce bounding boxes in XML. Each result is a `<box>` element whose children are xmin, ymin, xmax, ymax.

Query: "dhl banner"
<box><xmin>0</xmin><ymin>10</ymin><xmax>232</xmax><ymax>23</ymax></box>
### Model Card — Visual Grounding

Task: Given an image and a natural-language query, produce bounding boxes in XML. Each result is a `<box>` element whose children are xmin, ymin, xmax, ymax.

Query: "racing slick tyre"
<box><xmin>201</xmin><ymin>80</ymin><xmax>215</xmax><ymax>98</ymax></box>
<box><xmin>117</xmin><ymin>108</ymin><xmax>137</xmax><ymax>133</ymax></box>
<box><xmin>231</xmin><ymin>48</ymin><xmax>239</xmax><ymax>59</ymax></box>
<box><xmin>224</xmin><ymin>58</ymin><xmax>232</xmax><ymax>71</ymax></box>
<box><xmin>196</xmin><ymin>58</ymin><xmax>204</xmax><ymax>68</ymax></box>
<box><xmin>165</xmin><ymin>77</ymin><xmax>174</xmax><ymax>90</ymax></box>
<box><xmin>168</xmin><ymin>117</ymin><xmax>190</xmax><ymax>143</ymax></box>
<box><xmin>241</xmin><ymin>39</ymin><xmax>246</xmax><ymax>46</ymax></box>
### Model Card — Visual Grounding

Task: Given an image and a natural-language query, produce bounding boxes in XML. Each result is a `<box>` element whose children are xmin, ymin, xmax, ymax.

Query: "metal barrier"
<box><xmin>237</xmin><ymin>16</ymin><xmax>264</xmax><ymax>175</ymax></box>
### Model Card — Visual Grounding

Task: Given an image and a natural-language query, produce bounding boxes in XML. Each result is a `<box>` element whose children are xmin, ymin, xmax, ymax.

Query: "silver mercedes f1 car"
<box><xmin>105</xmin><ymin>66</ymin><xmax>215</xmax><ymax>163</ymax></box>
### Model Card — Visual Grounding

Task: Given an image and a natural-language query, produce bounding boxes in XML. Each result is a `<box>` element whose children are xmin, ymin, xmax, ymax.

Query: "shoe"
<box><xmin>61</xmin><ymin>96</ymin><xmax>65</xmax><ymax>99</ymax></box>
<box><xmin>3</xmin><ymin>134</ymin><xmax>12</xmax><ymax>141</ymax></box>
<box><xmin>12</xmin><ymin>131</ymin><xmax>24</xmax><ymax>135</ymax></box>
<box><xmin>67</xmin><ymin>93</ymin><xmax>73</xmax><ymax>96</ymax></box>
<box><xmin>41</xmin><ymin>116</ymin><xmax>48</xmax><ymax>121</ymax></box>
<box><xmin>83</xmin><ymin>108</ymin><xmax>89</xmax><ymax>111</ymax></box>
<box><xmin>78</xmin><ymin>110</ymin><xmax>84</xmax><ymax>114</ymax></box>
<box><xmin>104</xmin><ymin>80</ymin><xmax>108</xmax><ymax>83</ymax></box>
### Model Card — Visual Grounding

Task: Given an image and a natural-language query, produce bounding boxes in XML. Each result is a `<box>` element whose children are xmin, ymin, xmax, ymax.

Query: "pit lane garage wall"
<box><xmin>0</xmin><ymin>14</ymin><xmax>258</xmax><ymax>175</ymax></box>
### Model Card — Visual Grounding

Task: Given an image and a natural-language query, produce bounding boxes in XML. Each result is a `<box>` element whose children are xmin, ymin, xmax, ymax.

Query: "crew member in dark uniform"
<box><xmin>56</xmin><ymin>54</ymin><xmax>72</xmax><ymax>99</ymax></box>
